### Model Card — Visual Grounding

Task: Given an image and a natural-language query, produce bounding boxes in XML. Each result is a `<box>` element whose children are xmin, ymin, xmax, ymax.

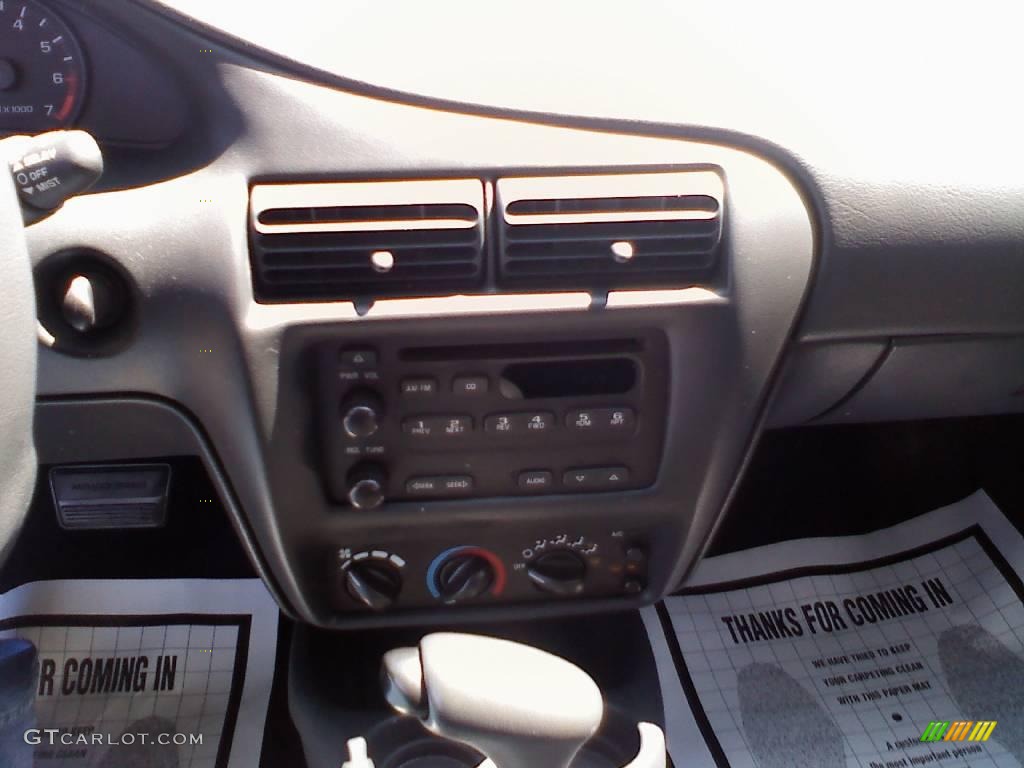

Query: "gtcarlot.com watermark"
<box><xmin>25</xmin><ymin>727</ymin><xmax>203</xmax><ymax>747</ymax></box>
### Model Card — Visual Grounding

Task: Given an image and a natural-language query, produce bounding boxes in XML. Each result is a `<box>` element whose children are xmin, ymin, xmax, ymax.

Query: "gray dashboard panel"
<box><xmin>142</xmin><ymin>0</ymin><xmax>1024</xmax><ymax>341</ymax></box>
<box><xmin>765</xmin><ymin>341</ymin><xmax>889</xmax><ymax>428</ymax></box>
<box><xmin>814</xmin><ymin>336</ymin><xmax>1024</xmax><ymax>424</ymax></box>
<box><xmin>23</xmin><ymin>10</ymin><xmax>815</xmax><ymax>624</ymax></box>
<box><xmin>33</xmin><ymin>397</ymin><xmax>281</xmax><ymax>599</ymax></box>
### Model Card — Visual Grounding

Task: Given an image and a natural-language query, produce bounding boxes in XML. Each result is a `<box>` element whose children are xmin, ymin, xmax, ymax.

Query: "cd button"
<box><xmin>453</xmin><ymin>376</ymin><xmax>489</xmax><ymax>396</ymax></box>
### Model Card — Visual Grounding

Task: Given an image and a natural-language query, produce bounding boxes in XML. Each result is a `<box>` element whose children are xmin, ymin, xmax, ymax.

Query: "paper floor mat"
<box><xmin>644</xmin><ymin>491</ymin><xmax>1024</xmax><ymax>768</ymax></box>
<box><xmin>0</xmin><ymin>579</ymin><xmax>278</xmax><ymax>768</ymax></box>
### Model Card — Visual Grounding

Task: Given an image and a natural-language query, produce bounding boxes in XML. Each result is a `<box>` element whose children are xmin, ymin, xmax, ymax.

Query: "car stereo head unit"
<box><xmin>317</xmin><ymin>331</ymin><xmax>670</xmax><ymax>509</ymax></box>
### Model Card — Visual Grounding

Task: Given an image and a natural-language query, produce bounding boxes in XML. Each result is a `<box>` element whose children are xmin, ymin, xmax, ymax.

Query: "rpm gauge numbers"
<box><xmin>0</xmin><ymin>0</ymin><xmax>86</xmax><ymax>133</ymax></box>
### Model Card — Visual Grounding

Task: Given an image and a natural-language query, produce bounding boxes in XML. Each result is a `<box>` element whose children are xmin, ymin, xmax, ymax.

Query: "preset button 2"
<box><xmin>402</xmin><ymin>415</ymin><xmax>473</xmax><ymax>438</ymax></box>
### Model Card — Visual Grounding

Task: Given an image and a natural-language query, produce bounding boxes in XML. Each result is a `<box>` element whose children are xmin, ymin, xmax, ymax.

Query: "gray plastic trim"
<box><xmin>765</xmin><ymin>341</ymin><xmax>889</xmax><ymax>427</ymax></box>
<box><xmin>137</xmin><ymin>0</ymin><xmax>1024</xmax><ymax>342</ymax></box>
<box><xmin>34</xmin><ymin>397</ymin><xmax>290</xmax><ymax>613</ymax></box>
<box><xmin>813</xmin><ymin>335</ymin><xmax>1024</xmax><ymax>425</ymax></box>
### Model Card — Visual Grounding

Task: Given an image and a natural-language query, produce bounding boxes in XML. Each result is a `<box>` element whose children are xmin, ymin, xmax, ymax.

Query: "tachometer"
<box><xmin>0</xmin><ymin>0</ymin><xmax>86</xmax><ymax>134</ymax></box>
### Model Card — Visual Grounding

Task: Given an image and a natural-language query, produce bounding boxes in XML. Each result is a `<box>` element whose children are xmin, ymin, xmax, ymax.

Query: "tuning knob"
<box><xmin>346</xmin><ymin>463</ymin><xmax>388</xmax><ymax>509</ymax></box>
<box><xmin>344</xmin><ymin>559</ymin><xmax>402</xmax><ymax>611</ymax></box>
<box><xmin>434</xmin><ymin>554</ymin><xmax>495</xmax><ymax>604</ymax></box>
<box><xmin>340</xmin><ymin>390</ymin><xmax>383</xmax><ymax>439</ymax></box>
<box><xmin>527</xmin><ymin>550</ymin><xmax>586</xmax><ymax>596</ymax></box>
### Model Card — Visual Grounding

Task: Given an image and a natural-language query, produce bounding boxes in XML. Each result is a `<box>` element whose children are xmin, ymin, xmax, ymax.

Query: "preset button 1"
<box><xmin>402</xmin><ymin>415</ymin><xmax>473</xmax><ymax>438</ymax></box>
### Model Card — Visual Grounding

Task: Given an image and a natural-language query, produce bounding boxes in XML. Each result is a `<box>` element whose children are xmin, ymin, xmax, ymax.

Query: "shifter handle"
<box><xmin>383</xmin><ymin>633</ymin><xmax>603</xmax><ymax>768</ymax></box>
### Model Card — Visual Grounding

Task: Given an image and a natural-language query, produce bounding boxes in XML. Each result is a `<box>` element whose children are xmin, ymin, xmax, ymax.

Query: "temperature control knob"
<box><xmin>346</xmin><ymin>463</ymin><xmax>388</xmax><ymax>509</ymax></box>
<box><xmin>435</xmin><ymin>554</ymin><xmax>494</xmax><ymax>604</ymax></box>
<box><xmin>340</xmin><ymin>390</ymin><xmax>383</xmax><ymax>439</ymax></box>
<box><xmin>527</xmin><ymin>550</ymin><xmax>587</xmax><ymax>596</ymax></box>
<box><xmin>344</xmin><ymin>559</ymin><xmax>403</xmax><ymax>611</ymax></box>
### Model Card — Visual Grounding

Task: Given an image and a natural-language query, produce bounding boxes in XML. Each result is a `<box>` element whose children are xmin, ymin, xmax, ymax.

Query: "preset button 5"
<box><xmin>566</xmin><ymin>407</ymin><xmax>636</xmax><ymax>433</ymax></box>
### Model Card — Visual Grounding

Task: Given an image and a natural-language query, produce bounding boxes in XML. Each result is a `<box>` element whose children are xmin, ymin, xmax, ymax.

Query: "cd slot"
<box><xmin>399</xmin><ymin>338</ymin><xmax>642</xmax><ymax>362</ymax></box>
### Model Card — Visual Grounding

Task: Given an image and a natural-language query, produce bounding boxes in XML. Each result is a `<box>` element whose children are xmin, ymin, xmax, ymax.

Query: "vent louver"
<box><xmin>497</xmin><ymin>171</ymin><xmax>724</xmax><ymax>291</ymax></box>
<box><xmin>250</xmin><ymin>179</ymin><xmax>485</xmax><ymax>302</ymax></box>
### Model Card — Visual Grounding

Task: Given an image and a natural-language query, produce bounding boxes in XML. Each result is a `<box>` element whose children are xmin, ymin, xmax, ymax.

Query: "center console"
<box><xmin>312</xmin><ymin>330</ymin><xmax>667</xmax><ymax>614</ymax></box>
<box><xmin>247</xmin><ymin>141</ymin><xmax>815</xmax><ymax>630</ymax></box>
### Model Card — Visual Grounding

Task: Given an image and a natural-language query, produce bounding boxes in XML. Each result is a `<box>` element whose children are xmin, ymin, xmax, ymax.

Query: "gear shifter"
<box><xmin>381</xmin><ymin>633</ymin><xmax>665</xmax><ymax>768</ymax></box>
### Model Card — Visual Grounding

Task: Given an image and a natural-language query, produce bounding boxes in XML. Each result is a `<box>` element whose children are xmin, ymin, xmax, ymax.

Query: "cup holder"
<box><xmin>364</xmin><ymin>707</ymin><xmax>645</xmax><ymax>768</ymax></box>
<box><xmin>364</xmin><ymin>717</ymin><xmax>482</xmax><ymax>768</ymax></box>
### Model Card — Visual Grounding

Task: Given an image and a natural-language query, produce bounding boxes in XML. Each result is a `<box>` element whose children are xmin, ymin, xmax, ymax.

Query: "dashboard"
<box><xmin>9</xmin><ymin>1</ymin><xmax>1024</xmax><ymax>629</ymax></box>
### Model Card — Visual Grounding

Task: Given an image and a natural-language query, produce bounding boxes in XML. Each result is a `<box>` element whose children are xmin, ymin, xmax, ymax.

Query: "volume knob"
<box><xmin>341</xmin><ymin>390</ymin><xmax>383</xmax><ymax>439</ymax></box>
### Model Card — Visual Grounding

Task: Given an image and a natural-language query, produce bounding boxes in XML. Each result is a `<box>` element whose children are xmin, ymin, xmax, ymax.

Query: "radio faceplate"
<box><xmin>317</xmin><ymin>331</ymin><xmax>670</xmax><ymax>507</ymax></box>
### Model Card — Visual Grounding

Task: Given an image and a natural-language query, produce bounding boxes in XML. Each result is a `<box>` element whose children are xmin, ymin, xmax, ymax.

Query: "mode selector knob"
<box><xmin>341</xmin><ymin>390</ymin><xmax>384</xmax><ymax>439</ymax></box>
<box><xmin>527</xmin><ymin>550</ymin><xmax>587</xmax><ymax>596</ymax></box>
<box><xmin>344</xmin><ymin>560</ymin><xmax>402</xmax><ymax>611</ymax></box>
<box><xmin>346</xmin><ymin>463</ymin><xmax>388</xmax><ymax>509</ymax></box>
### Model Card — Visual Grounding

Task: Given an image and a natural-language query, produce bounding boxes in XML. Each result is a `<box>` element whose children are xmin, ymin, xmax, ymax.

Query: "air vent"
<box><xmin>250</xmin><ymin>179</ymin><xmax>485</xmax><ymax>302</ymax></box>
<box><xmin>496</xmin><ymin>171</ymin><xmax>724</xmax><ymax>291</ymax></box>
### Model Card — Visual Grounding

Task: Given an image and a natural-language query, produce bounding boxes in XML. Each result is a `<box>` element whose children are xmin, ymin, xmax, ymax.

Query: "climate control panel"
<box><xmin>317</xmin><ymin>332</ymin><xmax>669</xmax><ymax>507</ymax></box>
<box><xmin>331</xmin><ymin>528</ymin><xmax>650</xmax><ymax>613</ymax></box>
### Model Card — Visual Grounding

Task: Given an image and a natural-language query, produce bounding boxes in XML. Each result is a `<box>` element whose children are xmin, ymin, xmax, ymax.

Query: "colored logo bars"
<box><xmin>920</xmin><ymin>721</ymin><xmax>997</xmax><ymax>742</ymax></box>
